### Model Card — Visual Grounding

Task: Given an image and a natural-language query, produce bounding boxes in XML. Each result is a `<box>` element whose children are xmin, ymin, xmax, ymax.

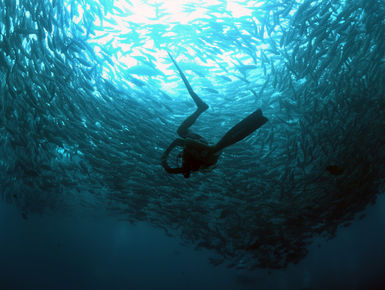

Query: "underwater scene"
<box><xmin>1</xmin><ymin>0</ymin><xmax>385</xmax><ymax>289</ymax></box>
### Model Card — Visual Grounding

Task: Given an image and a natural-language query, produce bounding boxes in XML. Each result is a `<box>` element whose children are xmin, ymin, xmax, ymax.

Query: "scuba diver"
<box><xmin>161</xmin><ymin>52</ymin><xmax>268</xmax><ymax>178</ymax></box>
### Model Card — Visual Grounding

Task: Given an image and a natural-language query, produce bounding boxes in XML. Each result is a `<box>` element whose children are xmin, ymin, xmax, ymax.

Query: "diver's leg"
<box><xmin>213</xmin><ymin>109</ymin><xmax>268</xmax><ymax>152</ymax></box>
<box><xmin>177</xmin><ymin>107</ymin><xmax>207</xmax><ymax>138</ymax></box>
<box><xmin>168</xmin><ymin>51</ymin><xmax>208</xmax><ymax>110</ymax></box>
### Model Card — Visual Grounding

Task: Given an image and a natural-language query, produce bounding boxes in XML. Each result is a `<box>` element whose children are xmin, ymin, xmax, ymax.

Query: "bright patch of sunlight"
<box><xmin>111</xmin><ymin>0</ymin><xmax>255</xmax><ymax>24</ymax></box>
<box><xmin>81</xmin><ymin>0</ymin><xmax>259</xmax><ymax>71</ymax></box>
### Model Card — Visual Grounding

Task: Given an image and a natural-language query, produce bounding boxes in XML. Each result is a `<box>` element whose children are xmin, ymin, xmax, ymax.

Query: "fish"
<box><xmin>126</xmin><ymin>64</ymin><xmax>165</xmax><ymax>77</ymax></box>
<box><xmin>1</xmin><ymin>0</ymin><xmax>385</xmax><ymax>273</ymax></box>
<box><xmin>202</xmin><ymin>87</ymin><xmax>219</xmax><ymax>94</ymax></box>
<box><xmin>219</xmin><ymin>75</ymin><xmax>232</xmax><ymax>82</ymax></box>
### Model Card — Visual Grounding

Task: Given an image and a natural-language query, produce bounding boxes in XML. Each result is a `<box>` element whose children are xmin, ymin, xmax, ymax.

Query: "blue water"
<box><xmin>1</xmin><ymin>0</ymin><xmax>385</xmax><ymax>288</ymax></box>
<box><xmin>1</xmin><ymin>194</ymin><xmax>385</xmax><ymax>290</ymax></box>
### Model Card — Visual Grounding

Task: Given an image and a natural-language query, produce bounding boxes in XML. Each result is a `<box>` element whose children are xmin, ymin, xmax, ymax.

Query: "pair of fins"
<box><xmin>167</xmin><ymin>51</ymin><xmax>268</xmax><ymax>153</ymax></box>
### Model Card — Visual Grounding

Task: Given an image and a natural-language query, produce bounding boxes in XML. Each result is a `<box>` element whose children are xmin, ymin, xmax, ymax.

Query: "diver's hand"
<box><xmin>161</xmin><ymin>138</ymin><xmax>185</xmax><ymax>174</ymax></box>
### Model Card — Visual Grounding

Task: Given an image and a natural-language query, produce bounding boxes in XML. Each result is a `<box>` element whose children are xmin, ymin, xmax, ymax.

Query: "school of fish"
<box><xmin>1</xmin><ymin>0</ymin><xmax>384</xmax><ymax>269</ymax></box>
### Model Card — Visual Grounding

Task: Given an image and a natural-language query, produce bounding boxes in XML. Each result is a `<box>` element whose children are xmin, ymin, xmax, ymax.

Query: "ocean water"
<box><xmin>1</xmin><ymin>0</ymin><xmax>385</xmax><ymax>289</ymax></box>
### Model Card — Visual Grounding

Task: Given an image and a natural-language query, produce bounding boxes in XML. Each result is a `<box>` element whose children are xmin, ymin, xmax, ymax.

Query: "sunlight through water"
<box><xmin>78</xmin><ymin>0</ymin><xmax>262</xmax><ymax>77</ymax></box>
<box><xmin>2</xmin><ymin>0</ymin><xmax>385</xmax><ymax>273</ymax></box>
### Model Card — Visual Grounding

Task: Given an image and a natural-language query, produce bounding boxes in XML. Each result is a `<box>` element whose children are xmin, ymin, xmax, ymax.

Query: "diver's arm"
<box><xmin>161</xmin><ymin>138</ymin><xmax>185</xmax><ymax>174</ymax></box>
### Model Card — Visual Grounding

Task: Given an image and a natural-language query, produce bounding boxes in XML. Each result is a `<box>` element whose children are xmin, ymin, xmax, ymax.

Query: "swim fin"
<box><xmin>213</xmin><ymin>109</ymin><xmax>268</xmax><ymax>153</ymax></box>
<box><xmin>167</xmin><ymin>51</ymin><xmax>208</xmax><ymax>110</ymax></box>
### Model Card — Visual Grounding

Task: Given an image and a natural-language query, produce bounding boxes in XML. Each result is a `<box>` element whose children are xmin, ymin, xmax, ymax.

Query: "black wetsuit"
<box><xmin>161</xmin><ymin>52</ymin><xmax>268</xmax><ymax>178</ymax></box>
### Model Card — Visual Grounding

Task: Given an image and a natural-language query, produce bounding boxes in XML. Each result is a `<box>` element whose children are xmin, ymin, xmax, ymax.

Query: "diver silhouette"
<box><xmin>161</xmin><ymin>52</ymin><xmax>268</xmax><ymax>178</ymax></box>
